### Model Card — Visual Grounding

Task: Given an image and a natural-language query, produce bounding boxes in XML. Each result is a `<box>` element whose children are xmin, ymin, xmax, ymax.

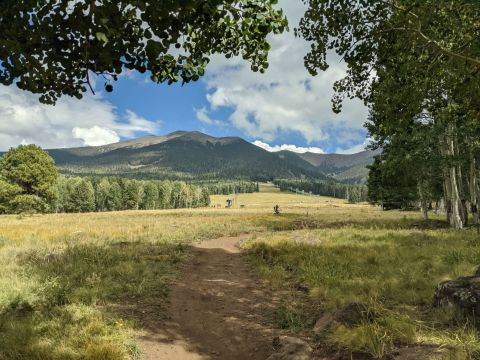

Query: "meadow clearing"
<box><xmin>0</xmin><ymin>184</ymin><xmax>479</xmax><ymax>359</ymax></box>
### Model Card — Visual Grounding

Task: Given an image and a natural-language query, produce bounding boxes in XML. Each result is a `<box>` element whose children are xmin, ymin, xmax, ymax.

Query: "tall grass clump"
<box><xmin>244</xmin><ymin>227</ymin><xmax>480</xmax><ymax>358</ymax></box>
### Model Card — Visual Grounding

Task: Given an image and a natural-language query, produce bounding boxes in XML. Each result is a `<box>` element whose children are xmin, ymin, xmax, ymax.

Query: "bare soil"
<box><xmin>137</xmin><ymin>235</ymin><xmax>284</xmax><ymax>360</ymax></box>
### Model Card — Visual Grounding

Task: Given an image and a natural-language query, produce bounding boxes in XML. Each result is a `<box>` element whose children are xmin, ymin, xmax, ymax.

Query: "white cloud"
<box><xmin>0</xmin><ymin>85</ymin><xmax>161</xmax><ymax>150</ymax></box>
<box><xmin>202</xmin><ymin>0</ymin><xmax>368</xmax><ymax>146</ymax></box>
<box><xmin>72</xmin><ymin>126</ymin><xmax>120</xmax><ymax>146</ymax></box>
<box><xmin>120</xmin><ymin>110</ymin><xmax>161</xmax><ymax>136</ymax></box>
<box><xmin>336</xmin><ymin>138</ymin><xmax>372</xmax><ymax>154</ymax></box>
<box><xmin>253</xmin><ymin>140</ymin><xmax>324</xmax><ymax>154</ymax></box>
<box><xmin>195</xmin><ymin>107</ymin><xmax>224</xmax><ymax>127</ymax></box>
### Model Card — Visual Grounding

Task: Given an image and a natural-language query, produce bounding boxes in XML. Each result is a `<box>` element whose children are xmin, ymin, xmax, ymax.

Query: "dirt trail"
<box><xmin>137</xmin><ymin>234</ymin><xmax>283</xmax><ymax>360</ymax></box>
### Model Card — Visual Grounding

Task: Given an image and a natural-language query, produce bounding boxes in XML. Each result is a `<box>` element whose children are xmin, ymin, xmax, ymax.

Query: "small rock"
<box><xmin>313</xmin><ymin>314</ymin><xmax>335</xmax><ymax>335</ymax></box>
<box><xmin>266</xmin><ymin>336</ymin><xmax>312</xmax><ymax>360</ymax></box>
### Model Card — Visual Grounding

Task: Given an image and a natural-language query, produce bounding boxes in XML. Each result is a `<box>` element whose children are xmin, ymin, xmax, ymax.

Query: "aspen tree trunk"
<box><xmin>418</xmin><ymin>183</ymin><xmax>429</xmax><ymax>221</ymax></box>
<box><xmin>440</xmin><ymin>131</ymin><xmax>452</xmax><ymax>225</ymax></box>
<box><xmin>443</xmin><ymin>177</ymin><xmax>452</xmax><ymax>224</ymax></box>
<box><xmin>449</xmin><ymin>167</ymin><xmax>464</xmax><ymax>229</ymax></box>
<box><xmin>447</xmin><ymin>122</ymin><xmax>464</xmax><ymax>229</ymax></box>
<box><xmin>470</xmin><ymin>151</ymin><xmax>479</xmax><ymax>226</ymax></box>
<box><xmin>453</xmin><ymin>129</ymin><xmax>468</xmax><ymax>226</ymax></box>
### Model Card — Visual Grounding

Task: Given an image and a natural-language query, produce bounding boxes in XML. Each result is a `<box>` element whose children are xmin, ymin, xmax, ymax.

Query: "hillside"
<box><xmin>295</xmin><ymin>149</ymin><xmax>381</xmax><ymax>183</ymax></box>
<box><xmin>47</xmin><ymin>131</ymin><xmax>323</xmax><ymax>181</ymax></box>
<box><xmin>45</xmin><ymin>131</ymin><xmax>378</xmax><ymax>182</ymax></box>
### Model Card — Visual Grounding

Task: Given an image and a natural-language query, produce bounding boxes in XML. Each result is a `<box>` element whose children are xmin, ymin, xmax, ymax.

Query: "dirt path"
<box><xmin>137</xmin><ymin>234</ymin><xmax>283</xmax><ymax>360</ymax></box>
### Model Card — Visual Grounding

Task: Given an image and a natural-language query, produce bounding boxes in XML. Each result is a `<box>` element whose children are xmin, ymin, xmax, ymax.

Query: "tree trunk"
<box><xmin>470</xmin><ymin>151</ymin><xmax>479</xmax><ymax>226</ymax></box>
<box><xmin>439</xmin><ymin>121</ymin><xmax>464</xmax><ymax>229</ymax></box>
<box><xmin>440</xmin><ymin>130</ymin><xmax>453</xmax><ymax>225</ymax></box>
<box><xmin>453</xmin><ymin>129</ymin><xmax>468</xmax><ymax>226</ymax></box>
<box><xmin>442</xmin><ymin>177</ymin><xmax>452</xmax><ymax>224</ymax></box>
<box><xmin>418</xmin><ymin>183</ymin><xmax>429</xmax><ymax>221</ymax></box>
<box><xmin>449</xmin><ymin>165</ymin><xmax>464</xmax><ymax>229</ymax></box>
<box><xmin>448</xmin><ymin>123</ymin><xmax>464</xmax><ymax>229</ymax></box>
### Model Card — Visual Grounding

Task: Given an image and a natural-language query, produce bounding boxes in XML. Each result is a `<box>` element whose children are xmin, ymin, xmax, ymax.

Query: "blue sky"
<box><xmin>0</xmin><ymin>1</ymin><xmax>369</xmax><ymax>154</ymax></box>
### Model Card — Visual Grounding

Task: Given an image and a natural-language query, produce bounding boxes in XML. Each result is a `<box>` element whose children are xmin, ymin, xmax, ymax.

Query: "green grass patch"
<box><xmin>0</xmin><ymin>241</ymin><xmax>187</xmax><ymax>360</ymax></box>
<box><xmin>244</xmin><ymin>228</ymin><xmax>480</xmax><ymax>358</ymax></box>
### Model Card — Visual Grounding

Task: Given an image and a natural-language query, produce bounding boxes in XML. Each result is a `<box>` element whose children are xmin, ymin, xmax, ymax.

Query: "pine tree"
<box><xmin>0</xmin><ymin>144</ymin><xmax>58</xmax><ymax>213</ymax></box>
<box><xmin>69</xmin><ymin>179</ymin><xmax>96</xmax><ymax>213</ymax></box>
<box><xmin>107</xmin><ymin>179</ymin><xmax>123</xmax><ymax>211</ymax></box>
<box><xmin>95</xmin><ymin>178</ymin><xmax>111</xmax><ymax>212</ymax></box>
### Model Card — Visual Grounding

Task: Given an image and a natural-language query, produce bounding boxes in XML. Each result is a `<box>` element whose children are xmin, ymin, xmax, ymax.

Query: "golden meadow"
<box><xmin>0</xmin><ymin>185</ymin><xmax>479</xmax><ymax>359</ymax></box>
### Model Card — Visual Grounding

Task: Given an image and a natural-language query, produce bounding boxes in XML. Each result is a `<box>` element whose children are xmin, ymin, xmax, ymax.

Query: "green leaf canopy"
<box><xmin>0</xmin><ymin>0</ymin><xmax>287</xmax><ymax>104</ymax></box>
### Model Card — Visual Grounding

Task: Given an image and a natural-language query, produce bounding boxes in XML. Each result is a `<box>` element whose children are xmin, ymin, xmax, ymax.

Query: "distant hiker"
<box><xmin>273</xmin><ymin>204</ymin><xmax>280</xmax><ymax>215</ymax></box>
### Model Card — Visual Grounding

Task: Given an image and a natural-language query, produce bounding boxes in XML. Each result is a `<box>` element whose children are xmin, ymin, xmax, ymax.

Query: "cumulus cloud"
<box><xmin>202</xmin><ymin>0</ymin><xmax>368</xmax><ymax>147</ymax></box>
<box><xmin>72</xmin><ymin>126</ymin><xmax>120</xmax><ymax>146</ymax></box>
<box><xmin>253</xmin><ymin>140</ymin><xmax>324</xmax><ymax>154</ymax></box>
<box><xmin>0</xmin><ymin>85</ymin><xmax>161</xmax><ymax>150</ymax></box>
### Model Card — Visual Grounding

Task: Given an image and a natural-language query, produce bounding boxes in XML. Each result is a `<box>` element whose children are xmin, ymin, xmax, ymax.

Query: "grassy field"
<box><xmin>0</xmin><ymin>184</ymin><xmax>479</xmax><ymax>359</ymax></box>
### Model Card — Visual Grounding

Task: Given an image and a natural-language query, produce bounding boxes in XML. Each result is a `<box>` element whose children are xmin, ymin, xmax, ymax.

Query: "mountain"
<box><xmin>295</xmin><ymin>150</ymin><xmax>381</xmax><ymax>183</ymax></box>
<box><xmin>47</xmin><ymin>131</ymin><xmax>324</xmax><ymax>181</ymax></box>
<box><xmin>45</xmin><ymin>131</ymin><xmax>378</xmax><ymax>182</ymax></box>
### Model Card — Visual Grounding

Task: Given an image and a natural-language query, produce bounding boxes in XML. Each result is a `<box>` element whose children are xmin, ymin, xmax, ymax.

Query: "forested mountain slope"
<box><xmin>47</xmin><ymin>131</ymin><xmax>322</xmax><ymax>180</ymax></box>
<box><xmin>44</xmin><ymin>131</ymin><xmax>377</xmax><ymax>182</ymax></box>
<box><xmin>295</xmin><ymin>150</ymin><xmax>381</xmax><ymax>183</ymax></box>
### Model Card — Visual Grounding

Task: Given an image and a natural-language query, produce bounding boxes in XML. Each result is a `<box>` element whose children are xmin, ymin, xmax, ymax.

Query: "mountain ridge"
<box><xmin>43</xmin><ymin>131</ymin><xmax>377</xmax><ymax>182</ymax></box>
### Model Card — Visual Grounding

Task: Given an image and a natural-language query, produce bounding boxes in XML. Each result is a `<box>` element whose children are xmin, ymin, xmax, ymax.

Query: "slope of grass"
<box><xmin>243</xmin><ymin>226</ymin><xmax>480</xmax><ymax>359</ymax></box>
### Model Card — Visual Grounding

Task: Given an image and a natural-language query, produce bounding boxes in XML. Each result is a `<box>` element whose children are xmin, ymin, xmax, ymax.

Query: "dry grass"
<box><xmin>1</xmin><ymin>183</ymin><xmax>474</xmax><ymax>359</ymax></box>
<box><xmin>239</xmin><ymin>186</ymin><xmax>480</xmax><ymax>359</ymax></box>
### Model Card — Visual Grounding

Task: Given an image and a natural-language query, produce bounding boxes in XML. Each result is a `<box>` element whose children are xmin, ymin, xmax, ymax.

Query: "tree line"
<box><xmin>0</xmin><ymin>145</ymin><xmax>210</xmax><ymax>214</ymax></box>
<box><xmin>273</xmin><ymin>179</ymin><xmax>368</xmax><ymax>203</ymax></box>
<box><xmin>201</xmin><ymin>181</ymin><xmax>259</xmax><ymax>195</ymax></box>
<box><xmin>56</xmin><ymin>177</ymin><xmax>210</xmax><ymax>213</ymax></box>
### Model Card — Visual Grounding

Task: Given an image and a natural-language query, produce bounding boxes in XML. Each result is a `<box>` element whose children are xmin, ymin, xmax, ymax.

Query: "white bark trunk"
<box><xmin>418</xmin><ymin>184</ymin><xmax>429</xmax><ymax>221</ymax></box>
<box><xmin>448</xmin><ymin>123</ymin><xmax>464</xmax><ymax>229</ymax></box>
<box><xmin>440</xmin><ymin>131</ymin><xmax>453</xmax><ymax>225</ymax></box>
<box><xmin>470</xmin><ymin>152</ymin><xmax>479</xmax><ymax>226</ymax></box>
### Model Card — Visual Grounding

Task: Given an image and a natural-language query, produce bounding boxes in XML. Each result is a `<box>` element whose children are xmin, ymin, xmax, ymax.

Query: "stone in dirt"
<box><xmin>267</xmin><ymin>336</ymin><xmax>313</xmax><ymax>360</ymax></box>
<box><xmin>432</xmin><ymin>268</ymin><xmax>480</xmax><ymax>323</ymax></box>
